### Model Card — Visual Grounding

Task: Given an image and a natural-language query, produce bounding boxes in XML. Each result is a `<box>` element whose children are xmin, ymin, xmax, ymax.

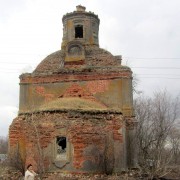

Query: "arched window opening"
<box><xmin>56</xmin><ymin>136</ymin><xmax>66</xmax><ymax>154</ymax></box>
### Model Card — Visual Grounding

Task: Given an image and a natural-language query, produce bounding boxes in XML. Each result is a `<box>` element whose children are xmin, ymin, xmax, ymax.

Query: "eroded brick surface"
<box><xmin>86</xmin><ymin>80</ymin><xmax>110</xmax><ymax>94</ymax></box>
<box><xmin>35</xmin><ymin>86</ymin><xmax>54</xmax><ymax>102</ymax></box>
<box><xmin>20</xmin><ymin>71</ymin><xmax>132</xmax><ymax>84</ymax></box>
<box><xmin>9</xmin><ymin>111</ymin><xmax>124</xmax><ymax>172</ymax></box>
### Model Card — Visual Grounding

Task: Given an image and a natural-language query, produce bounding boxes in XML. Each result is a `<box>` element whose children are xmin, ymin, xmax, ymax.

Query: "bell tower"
<box><xmin>61</xmin><ymin>5</ymin><xmax>100</xmax><ymax>64</ymax></box>
<box><xmin>61</xmin><ymin>5</ymin><xmax>100</xmax><ymax>48</ymax></box>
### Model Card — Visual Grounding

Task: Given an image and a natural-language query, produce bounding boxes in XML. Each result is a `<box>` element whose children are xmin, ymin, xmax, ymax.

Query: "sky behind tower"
<box><xmin>0</xmin><ymin>0</ymin><xmax>180</xmax><ymax>136</ymax></box>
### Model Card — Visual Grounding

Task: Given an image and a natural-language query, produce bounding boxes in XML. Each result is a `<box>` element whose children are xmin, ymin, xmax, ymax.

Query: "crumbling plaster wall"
<box><xmin>19</xmin><ymin>78</ymin><xmax>133</xmax><ymax>117</ymax></box>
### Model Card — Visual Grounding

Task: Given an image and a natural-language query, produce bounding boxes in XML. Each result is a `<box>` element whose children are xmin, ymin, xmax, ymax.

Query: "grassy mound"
<box><xmin>39</xmin><ymin>97</ymin><xmax>107</xmax><ymax>111</ymax></box>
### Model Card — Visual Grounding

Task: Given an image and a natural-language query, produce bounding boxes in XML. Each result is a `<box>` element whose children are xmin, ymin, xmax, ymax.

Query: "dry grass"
<box><xmin>39</xmin><ymin>97</ymin><xmax>107</xmax><ymax>111</ymax></box>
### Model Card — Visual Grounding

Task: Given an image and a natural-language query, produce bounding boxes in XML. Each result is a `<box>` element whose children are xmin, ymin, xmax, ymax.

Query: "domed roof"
<box><xmin>33</xmin><ymin>46</ymin><xmax>121</xmax><ymax>74</ymax></box>
<box><xmin>33</xmin><ymin>50</ymin><xmax>64</xmax><ymax>73</ymax></box>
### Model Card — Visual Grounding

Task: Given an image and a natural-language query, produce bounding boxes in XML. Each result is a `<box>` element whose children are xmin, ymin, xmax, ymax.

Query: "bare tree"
<box><xmin>26</xmin><ymin>100</ymin><xmax>45</xmax><ymax>176</ymax></box>
<box><xmin>132</xmin><ymin>74</ymin><xmax>142</xmax><ymax>95</ymax></box>
<box><xmin>9</xmin><ymin>141</ymin><xmax>26</xmax><ymax>175</ymax></box>
<box><xmin>134</xmin><ymin>90</ymin><xmax>180</xmax><ymax>179</ymax></box>
<box><xmin>30</xmin><ymin>112</ymin><xmax>45</xmax><ymax>176</ymax></box>
<box><xmin>168</xmin><ymin>123</ymin><xmax>180</xmax><ymax>164</ymax></box>
<box><xmin>0</xmin><ymin>136</ymin><xmax>8</xmax><ymax>154</ymax></box>
<box><xmin>104</xmin><ymin>132</ymin><xmax>115</xmax><ymax>175</ymax></box>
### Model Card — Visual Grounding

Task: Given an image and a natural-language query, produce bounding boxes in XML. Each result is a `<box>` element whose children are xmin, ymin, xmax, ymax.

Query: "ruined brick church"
<box><xmin>9</xmin><ymin>5</ymin><xmax>137</xmax><ymax>174</ymax></box>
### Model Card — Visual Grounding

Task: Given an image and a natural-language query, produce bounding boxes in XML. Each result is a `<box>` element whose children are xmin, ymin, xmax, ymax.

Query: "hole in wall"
<box><xmin>75</xmin><ymin>25</ymin><xmax>83</xmax><ymax>38</ymax></box>
<box><xmin>56</xmin><ymin>136</ymin><xmax>66</xmax><ymax>154</ymax></box>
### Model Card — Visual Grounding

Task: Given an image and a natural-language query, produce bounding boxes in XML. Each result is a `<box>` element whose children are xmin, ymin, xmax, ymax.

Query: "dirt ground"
<box><xmin>0</xmin><ymin>163</ymin><xmax>180</xmax><ymax>180</ymax></box>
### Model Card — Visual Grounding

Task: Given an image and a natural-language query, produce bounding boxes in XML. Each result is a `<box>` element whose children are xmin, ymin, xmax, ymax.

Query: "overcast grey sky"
<box><xmin>0</xmin><ymin>0</ymin><xmax>180</xmax><ymax>136</ymax></box>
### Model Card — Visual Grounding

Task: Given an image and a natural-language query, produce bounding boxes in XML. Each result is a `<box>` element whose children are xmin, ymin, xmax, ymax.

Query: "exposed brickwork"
<box><xmin>59</xmin><ymin>83</ymin><xmax>106</xmax><ymax>108</ymax></box>
<box><xmin>33</xmin><ymin>46</ymin><xmax>123</xmax><ymax>74</ymax></box>
<box><xmin>34</xmin><ymin>51</ymin><xmax>64</xmax><ymax>73</ymax></box>
<box><xmin>60</xmin><ymin>83</ymin><xmax>93</xmax><ymax>99</ymax></box>
<box><xmin>35</xmin><ymin>86</ymin><xmax>54</xmax><ymax>102</ymax></box>
<box><xmin>86</xmin><ymin>80</ymin><xmax>110</xmax><ymax>94</ymax></box>
<box><xmin>20</xmin><ymin>71</ymin><xmax>132</xmax><ymax>84</ymax></box>
<box><xmin>64</xmin><ymin>60</ymin><xmax>85</xmax><ymax>68</ymax></box>
<box><xmin>35</xmin><ymin>86</ymin><xmax>45</xmax><ymax>94</ymax></box>
<box><xmin>125</xmin><ymin>116</ymin><xmax>137</xmax><ymax>130</ymax></box>
<box><xmin>9</xmin><ymin>111</ymin><xmax>124</xmax><ymax>172</ymax></box>
<box><xmin>85</xmin><ymin>46</ymin><xmax>121</xmax><ymax>66</ymax></box>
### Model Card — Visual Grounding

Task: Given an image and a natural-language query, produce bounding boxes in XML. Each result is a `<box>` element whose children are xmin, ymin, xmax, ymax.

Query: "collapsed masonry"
<box><xmin>9</xmin><ymin>5</ymin><xmax>137</xmax><ymax>174</ymax></box>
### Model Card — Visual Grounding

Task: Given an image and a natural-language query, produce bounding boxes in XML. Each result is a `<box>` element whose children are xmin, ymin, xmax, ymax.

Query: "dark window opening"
<box><xmin>56</xmin><ymin>137</ymin><xmax>66</xmax><ymax>154</ymax></box>
<box><xmin>75</xmin><ymin>25</ymin><xmax>83</xmax><ymax>38</ymax></box>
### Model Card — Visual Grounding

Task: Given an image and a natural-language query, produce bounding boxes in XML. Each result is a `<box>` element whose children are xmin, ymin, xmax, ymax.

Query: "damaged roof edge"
<box><xmin>18</xmin><ymin>108</ymin><xmax>123</xmax><ymax>116</ymax></box>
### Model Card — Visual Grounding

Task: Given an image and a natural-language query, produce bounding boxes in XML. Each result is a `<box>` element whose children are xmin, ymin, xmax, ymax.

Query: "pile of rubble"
<box><xmin>42</xmin><ymin>172</ymin><xmax>135</xmax><ymax>180</ymax></box>
<box><xmin>0</xmin><ymin>165</ymin><xmax>23</xmax><ymax>180</ymax></box>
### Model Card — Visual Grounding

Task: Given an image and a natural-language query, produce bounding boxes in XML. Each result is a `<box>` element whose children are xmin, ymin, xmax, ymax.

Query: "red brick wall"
<box><xmin>9</xmin><ymin>110</ymin><xmax>124</xmax><ymax>173</ymax></box>
<box><xmin>20</xmin><ymin>71</ymin><xmax>131</xmax><ymax>84</ymax></box>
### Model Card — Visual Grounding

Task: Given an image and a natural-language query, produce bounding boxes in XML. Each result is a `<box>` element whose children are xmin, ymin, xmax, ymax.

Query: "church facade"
<box><xmin>9</xmin><ymin>5</ymin><xmax>137</xmax><ymax>174</ymax></box>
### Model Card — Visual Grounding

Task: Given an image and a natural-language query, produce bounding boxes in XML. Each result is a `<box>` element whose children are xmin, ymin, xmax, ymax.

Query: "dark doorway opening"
<box><xmin>75</xmin><ymin>25</ymin><xmax>83</xmax><ymax>38</ymax></box>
